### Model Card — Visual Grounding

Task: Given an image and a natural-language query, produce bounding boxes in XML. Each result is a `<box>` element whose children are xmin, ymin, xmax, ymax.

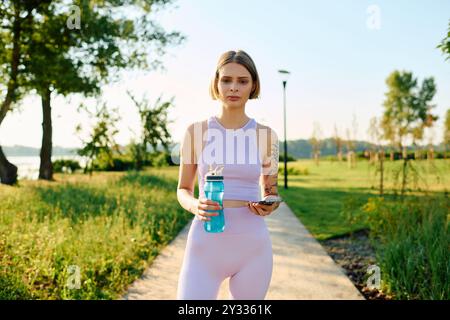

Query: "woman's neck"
<box><xmin>216</xmin><ymin>109</ymin><xmax>250</xmax><ymax>129</ymax></box>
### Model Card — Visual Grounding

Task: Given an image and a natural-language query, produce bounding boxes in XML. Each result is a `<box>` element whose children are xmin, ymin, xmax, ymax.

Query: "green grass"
<box><xmin>1</xmin><ymin>158</ymin><xmax>448</xmax><ymax>299</ymax></box>
<box><xmin>278</xmin><ymin>159</ymin><xmax>449</xmax><ymax>240</ymax></box>
<box><xmin>279</xmin><ymin>159</ymin><xmax>449</xmax><ymax>299</ymax></box>
<box><xmin>0</xmin><ymin>168</ymin><xmax>189</xmax><ymax>299</ymax></box>
<box><xmin>358</xmin><ymin>195</ymin><xmax>449</xmax><ymax>299</ymax></box>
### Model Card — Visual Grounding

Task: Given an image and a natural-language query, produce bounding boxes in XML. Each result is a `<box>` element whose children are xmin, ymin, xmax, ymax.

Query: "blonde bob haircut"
<box><xmin>209</xmin><ymin>50</ymin><xmax>261</xmax><ymax>100</ymax></box>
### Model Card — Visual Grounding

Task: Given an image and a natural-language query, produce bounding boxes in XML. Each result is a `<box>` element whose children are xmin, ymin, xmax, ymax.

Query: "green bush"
<box><xmin>93</xmin><ymin>155</ymin><xmax>135</xmax><ymax>172</ymax></box>
<box><xmin>278</xmin><ymin>166</ymin><xmax>309</xmax><ymax>176</ymax></box>
<box><xmin>351</xmin><ymin>195</ymin><xmax>449</xmax><ymax>299</ymax></box>
<box><xmin>279</xmin><ymin>153</ymin><xmax>296</xmax><ymax>162</ymax></box>
<box><xmin>321</xmin><ymin>155</ymin><xmax>339</xmax><ymax>161</ymax></box>
<box><xmin>0</xmin><ymin>170</ymin><xmax>190</xmax><ymax>299</ymax></box>
<box><xmin>149</xmin><ymin>152</ymin><xmax>170</xmax><ymax>168</ymax></box>
<box><xmin>53</xmin><ymin>159</ymin><xmax>81</xmax><ymax>173</ymax></box>
<box><xmin>92</xmin><ymin>151</ymin><xmax>174</xmax><ymax>172</ymax></box>
<box><xmin>0</xmin><ymin>273</ymin><xmax>33</xmax><ymax>300</ymax></box>
<box><xmin>434</xmin><ymin>151</ymin><xmax>448</xmax><ymax>159</ymax></box>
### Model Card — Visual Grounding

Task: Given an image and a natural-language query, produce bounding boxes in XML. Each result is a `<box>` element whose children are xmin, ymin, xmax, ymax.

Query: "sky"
<box><xmin>1</xmin><ymin>0</ymin><xmax>449</xmax><ymax>150</ymax></box>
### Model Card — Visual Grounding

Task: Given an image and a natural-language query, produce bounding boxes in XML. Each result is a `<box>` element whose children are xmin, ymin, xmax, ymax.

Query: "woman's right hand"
<box><xmin>191</xmin><ymin>196</ymin><xmax>222</xmax><ymax>221</ymax></box>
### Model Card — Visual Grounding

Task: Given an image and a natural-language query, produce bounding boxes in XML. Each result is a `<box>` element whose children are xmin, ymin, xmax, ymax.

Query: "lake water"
<box><xmin>7</xmin><ymin>156</ymin><xmax>88</xmax><ymax>180</ymax></box>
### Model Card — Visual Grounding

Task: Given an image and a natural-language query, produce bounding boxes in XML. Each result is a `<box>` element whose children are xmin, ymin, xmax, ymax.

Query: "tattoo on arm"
<box><xmin>269</xmin><ymin>137</ymin><xmax>279</xmax><ymax>175</ymax></box>
<box><xmin>262</xmin><ymin>176</ymin><xmax>280</xmax><ymax>210</ymax></box>
<box><xmin>262</xmin><ymin>129</ymin><xmax>279</xmax><ymax>176</ymax></box>
<box><xmin>261</xmin><ymin>129</ymin><xmax>280</xmax><ymax>209</ymax></box>
<box><xmin>263</xmin><ymin>177</ymin><xmax>278</xmax><ymax>196</ymax></box>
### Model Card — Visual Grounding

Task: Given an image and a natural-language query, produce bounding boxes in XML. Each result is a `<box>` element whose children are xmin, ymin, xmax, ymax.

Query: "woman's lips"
<box><xmin>228</xmin><ymin>96</ymin><xmax>240</xmax><ymax>101</ymax></box>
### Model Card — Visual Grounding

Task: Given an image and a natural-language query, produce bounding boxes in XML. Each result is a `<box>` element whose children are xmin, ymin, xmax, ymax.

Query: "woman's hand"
<box><xmin>247</xmin><ymin>196</ymin><xmax>281</xmax><ymax>217</ymax></box>
<box><xmin>191</xmin><ymin>196</ymin><xmax>222</xmax><ymax>221</ymax></box>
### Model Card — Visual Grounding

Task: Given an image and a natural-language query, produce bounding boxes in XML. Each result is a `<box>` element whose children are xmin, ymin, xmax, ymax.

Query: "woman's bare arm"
<box><xmin>177</xmin><ymin>123</ymin><xmax>199</xmax><ymax>214</ymax></box>
<box><xmin>248</xmin><ymin>126</ymin><xmax>280</xmax><ymax>216</ymax></box>
<box><xmin>177</xmin><ymin>123</ymin><xmax>221</xmax><ymax>220</ymax></box>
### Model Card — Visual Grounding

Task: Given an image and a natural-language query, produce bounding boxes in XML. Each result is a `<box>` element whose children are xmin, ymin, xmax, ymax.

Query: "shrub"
<box><xmin>348</xmin><ymin>195</ymin><xmax>449</xmax><ymax>299</ymax></box>
<box><xmin>93</xmin><ymin>155</ymin><xmax>135</xmax><ymax>172</ymax></box>
<box><xmin>149</xmin><ymin>152</ymin><xmax>170</xmax><ymax>168</ymax></box>
<box><xmin>279</xmin><ymin>154</ymin><xmax>296</xmax><ymax>162</ymax></box>
<box><xmin>0</xmin><ymin>170</ymin><xmax>190</xmax><ymax>299</ymax></box>
<box><xmin>0</xmin><ymin>274</ymin><xmax>33</xmax><ymax>300</ymax></box>
<box><xmin>278</xmin><ymin>166</ymin><xmax>309</xmax><ymax>176</ymax></box>
<box><xmin>53</xmin><ymin>159</ymin><xmax>81</xmax><ymax>173</ymax></box>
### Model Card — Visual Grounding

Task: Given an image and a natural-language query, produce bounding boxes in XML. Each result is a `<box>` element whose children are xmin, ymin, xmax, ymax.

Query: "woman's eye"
<box><xmin>221</xmin><ymin>80</ymin><xmax>248</xmax><ymax>84</ymax></box>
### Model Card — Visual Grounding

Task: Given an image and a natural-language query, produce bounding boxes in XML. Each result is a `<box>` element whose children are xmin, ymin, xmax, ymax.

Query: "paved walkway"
<box><xmin>121</xmin><ymin>203</ymin><xmax>364</xmax><ymax>300</ymax></box>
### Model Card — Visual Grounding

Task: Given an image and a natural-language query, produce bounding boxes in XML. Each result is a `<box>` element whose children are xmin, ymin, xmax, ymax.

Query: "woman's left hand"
<box><xmin>247</xmin><ymin>198</ymin><xmax>280</xmax><ymax>217</ymax></box>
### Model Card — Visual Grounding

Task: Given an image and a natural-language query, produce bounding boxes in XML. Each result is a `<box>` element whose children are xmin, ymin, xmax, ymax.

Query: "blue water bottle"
<box><xmin>203</xmin><ymin>165</ymin><xmax>225</xmax><ymax>233</ymax></box>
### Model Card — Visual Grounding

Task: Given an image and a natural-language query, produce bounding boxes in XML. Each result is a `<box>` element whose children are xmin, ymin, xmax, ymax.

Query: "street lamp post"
<box><xmin>278</xmin><ymin>69</ymin><xmax>290</xmax><ymax>189</ymax></box>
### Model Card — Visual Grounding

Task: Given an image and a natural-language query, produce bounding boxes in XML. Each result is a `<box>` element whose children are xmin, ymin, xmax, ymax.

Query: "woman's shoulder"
<box><xmin>183</xmin><ymin>119</ymin><xmax>209</xmax><ymax>161</ymax></box>
<box><xmin>185</xmin><ymin>118</ymin><xmax>209</xmax><ymax>134</ymax></box>
<box><xmin>255</xmin><ymin>121</ymin><xmax>278</xmax><ymax>138</ymax></box>
<box><xmin>255</xmin><ymin>120</ymin><xmax>270</xmax><ymax>130</ymax></box>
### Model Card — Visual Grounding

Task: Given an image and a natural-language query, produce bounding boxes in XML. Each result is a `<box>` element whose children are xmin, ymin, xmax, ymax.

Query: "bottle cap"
<box><xmin>205</xmin><ymin>175</ymin><xmax>223</xmax><ymax>181</ymax></box>
<box><xmin>205</xmin><ymin>164</ymin><xmax>224</xmax><ymax>181</ymax></box>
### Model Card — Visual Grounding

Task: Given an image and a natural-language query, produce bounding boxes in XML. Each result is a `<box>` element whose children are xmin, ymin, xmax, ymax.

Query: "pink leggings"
<box><xmin>177</xmin><ymin>206</ymin><xmax>273</xmax><ymax>300</ymax></box>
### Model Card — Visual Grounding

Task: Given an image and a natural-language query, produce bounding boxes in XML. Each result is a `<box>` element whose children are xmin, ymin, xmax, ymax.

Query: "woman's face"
<box><xmin>217</xmin><ymin>62</ymin><xmax>255</xmax><ymax>108</ymax></box>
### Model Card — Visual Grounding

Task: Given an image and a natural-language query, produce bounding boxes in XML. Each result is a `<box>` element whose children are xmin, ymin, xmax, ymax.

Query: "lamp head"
<box><xmin>278</xmin><ymin>69</ymin><xmax>291</xmax><ymax>83</ymax></box>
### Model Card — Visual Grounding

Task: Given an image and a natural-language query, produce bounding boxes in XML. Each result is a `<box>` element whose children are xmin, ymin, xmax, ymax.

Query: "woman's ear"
<box><xmin>250</xmin><ymin>83</ymin><xmax>256</xmax><ymax>98</ymax></box>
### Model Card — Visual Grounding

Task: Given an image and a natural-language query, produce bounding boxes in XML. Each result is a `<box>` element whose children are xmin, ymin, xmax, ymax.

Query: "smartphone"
<box><xmin>257</xmin><ymin>199</ymin><xmax>283</xmax><ymax>205</ymax></box>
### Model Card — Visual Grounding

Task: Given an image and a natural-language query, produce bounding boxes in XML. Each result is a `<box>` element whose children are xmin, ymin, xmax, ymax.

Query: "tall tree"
<box><xmin>381</xmin><ymin>71</ymin><xmax>438</xmax><ymax>159</ymax></box>
<box><xmin>127</xmin><ymin>91</ymin><xmax>173</xmax><ymax>170</ymax></box>
<box><xmin>367</xmin><ymin>116</ymin><xmax>385</xmax><ymax>195</ymax></box>
<box><xmin>33</xmin><ymin>0</ymin><xmax>185</xmax><ymax>181</ymax></box>
<box><xmin>0</xmin><ymin>0</ymin><xmax>50</xmax><ymax>184</ymax></box>
<box><xmin>309</xmin><ymin>122</ymin><xmax>322</xmax><ymax>166</ymax></box>
<box><xmin>345</xmin><ymin>127</ymin><xmax>355</xmax><ymax>168</ymax></box>
<box><xmin>0</xmin><ymin>0</ymin><xmax>186</xmax><ymax>183</ymax></box>
<box><xmin>425</xmin><ymin>127</ymin><xmax>436</xmax><ymax>161</ymax></box>
<box><xmin>367</xmin><ymin>116</ymin><xmax>378</xmax><ymax>164</ymax></box>
<box><xmin>25</xmin><ymin>4</ymin><xmax>98</xmax><ymax>180</ymax></box>
<box><xmin>333</xmin><ymin>123</ymin><xmax>343</xmax><ymax>162</ymax></box>
<box><xmin>381</xmin><ymin>70</ymin><xmax>438</xmax><ymax>197</ymax></box>
<box><xmin>76</xmin><ymin>103</ymin><xmax>120</xmax><ymax>175</ymax></box>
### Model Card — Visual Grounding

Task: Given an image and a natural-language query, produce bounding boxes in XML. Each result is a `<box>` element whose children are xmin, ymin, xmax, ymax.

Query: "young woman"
<box><xmin>176</xmin><ymin>50</ymin><xmax>280</xmax><ymax>300</ymax></box>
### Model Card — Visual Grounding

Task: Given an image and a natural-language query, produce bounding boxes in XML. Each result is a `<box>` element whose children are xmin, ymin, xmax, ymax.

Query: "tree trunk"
<box><xmin>0</xmin><ymin>147</ymin><xmax>18</xmax><ymax>185</ymax></box>
<box><xmin>38</xmin><ymin>87</ymin><xmax>53</xmax><ymax>180</ymax></box>
<box><xmin>368</xmin><ymin>150</ymin><xmax>373</xmax><ymax>164</ymax></box>
<box><xmin>427</xmin><ymin>145</ymin><xmax>434</xmax><ymax>161</ymax></box>
<box><xmin>379</xmin><ymin>149</ymin><xmax>384</xmax><ymax>196</ymax></box>
<box><xmin>347</xmin><ymin>151</ymin><xmax>353</xmax><ymax>169</ymax></box>
<box><xmin>402</xmin><ymin>146</ymin><xmax>407</xmax><ymax>160</ymax></box>
<box><xmin>401</xmin><ymin>157</ymin><xmax>408</xmax><ymax>198</ymax></box>
<box><xmin>0</xmin><ymin>8</ymin><xmax>21</xmax><ymax>185</ymax></box>
<box><xmin>414</xmin><ymin>147</ymin><xmax>421</xmax><ymax>160</ymax></box>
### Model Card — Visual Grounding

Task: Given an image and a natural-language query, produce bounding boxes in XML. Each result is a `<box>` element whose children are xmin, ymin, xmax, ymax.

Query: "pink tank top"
<box><xmin>197</xmin><ymin>115</ymin><xmax>262</xmax><ymax>202</ymax></box>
